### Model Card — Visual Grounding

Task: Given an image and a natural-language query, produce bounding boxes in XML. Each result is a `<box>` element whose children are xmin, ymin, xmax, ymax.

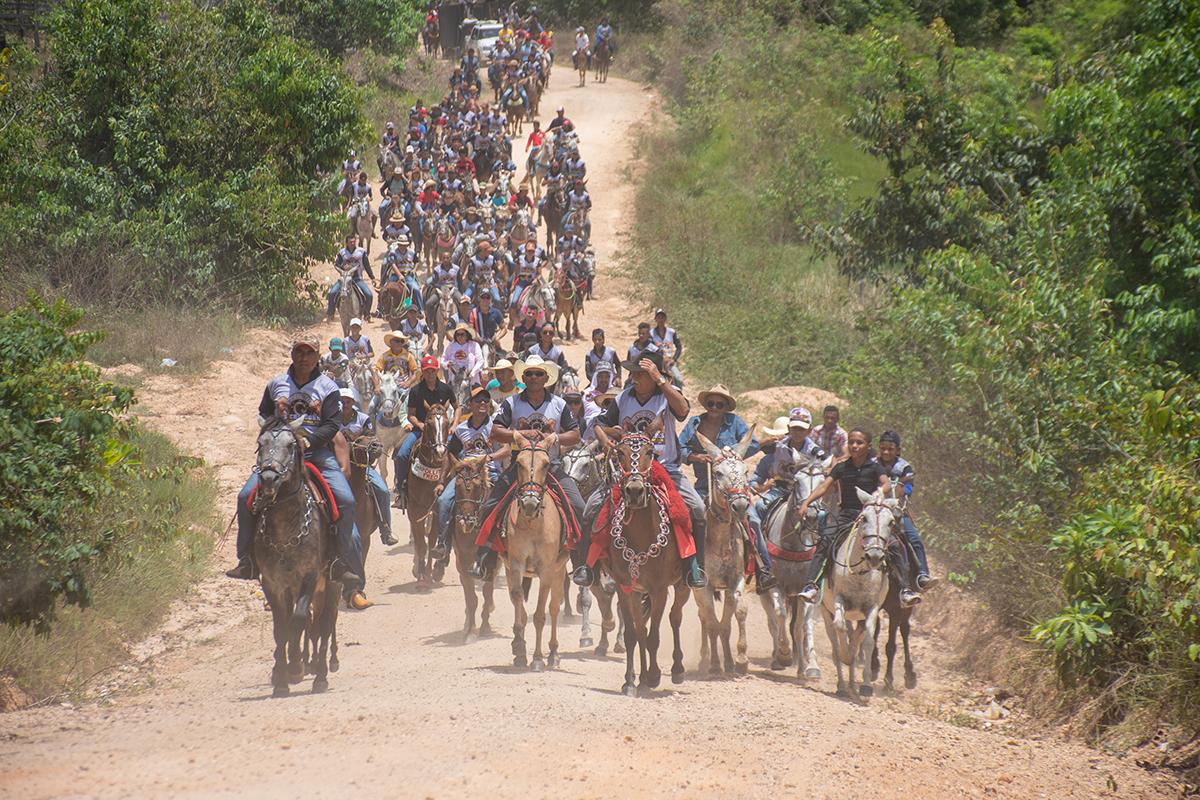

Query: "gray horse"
<box><xmin>253</xmin><ymin>418</ymin><xmax>340</xmax><ymax>697</ymax></box>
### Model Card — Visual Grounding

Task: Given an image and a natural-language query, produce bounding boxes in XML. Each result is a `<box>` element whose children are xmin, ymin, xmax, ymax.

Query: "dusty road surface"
<box><xmin>0</xmin><ymin>75</ymin><xmax>1182</xmax><ymax>800</ymax></box>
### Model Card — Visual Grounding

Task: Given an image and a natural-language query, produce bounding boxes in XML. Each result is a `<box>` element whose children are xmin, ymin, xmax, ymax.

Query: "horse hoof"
<box><xmin>513</xmin><ymin>654</ymin><xmax>527</xmax><ymax>668</ymax></box>
<box><xmin>614</xmin><ymin>643</ymin><xmax>625</xmax><ymax>654</ymax></box>
<box><xmin>671</xmin><ymin>670</ymin><xmax>685</xmax><ymax>685</ymax></box>
<box><xmin>547</xmin><ymin>654</ymin><xmax>560</xmax><ymax>669</ymax></box>
<box><xmin>804</xmin><ymin>668</ymin><xmax>822</xmax><ymax>680</ymax></box>
<box><xmin>432</xmin><ymin>562</ymin><xmax>446</xmax><ymax>582</ymax></box>
<box><xmin>646</xmin><ymin>671</ymin><xmax>662</xmax><ymax>689</ymax></box>
<box><xmin>579</xmin><ymin>637</ymin><xmax>593</xmax><ymax>649</ymax></box>
<box><xmin>594</xmin><ymin>643</ymin><xmax>607</xmax><ymax>657</ymax></box>
<box><xmin>735</xmin><ymin>661</ymin><xmax>749</xmax><ymax>675</ymax></box>
<box><xmin>288</xmin><ymin>671</ymin><xmax>305</xmax><ymax>685</ymax></box>
<box><xmin>906</xmin><ymin>673</ymin><xmax>917</xmax><ymax>690</ymax></box>
<box><xmin>329</xmin><ymin>658</ymin><xmax>339</xmax><ymax>673</ymax></box>
<box><xmin>770</xmin><ymin>659</ymin><xmax>787</xmax><ymax>671</ymax></box>
<box><xmin>859</xmin><ymin>684</ymin><xmax>874</xmax><ymax>697</ymax></box>
<box><xmin>272</xmin><ymin>685</ymin><xmax>290</xmax><ymax>698</ymax></box>
<box><xmin>312</xmin><ymin>678</ymin><xmax>329</xmax><ymax>694</ymax></box>
<box><xmin>479</xmin><ymin>624</ymin><xmax>492</xmax><ymax>636</ymax></box>
<box><xmin>622</xmin><ymin>683</ymin><xmax>637</xmax><ymax>697</ymax></box>
<box><xmin>530</xmin><ymin>658</ymin><xmax>545</xmax><ymax>673</ymax></box>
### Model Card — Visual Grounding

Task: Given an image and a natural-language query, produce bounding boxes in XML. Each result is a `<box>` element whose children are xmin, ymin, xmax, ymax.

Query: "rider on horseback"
<box><xmin>523</xmin><ymin>323</ymin><xmax>569</xmax><ymax>370</ymax></box>
<box><xmin>876</xmin><ymin>431</ymin><xmax>938</xmax><ymax>591</ymax></box>
<box><xmin>392</xmin><ymin>355</ymin><xmax>457</xmax><ymax>511</ymax></box>
<box><xmin>582</xmin><ymin>349</ymin><xmax>709</xmax><ymax>588</ymax></box>
<box><xmin>584</xmin><ymin>328</ymin><xmax>622</xmax><ymax>385</ymax></box>
<box><xmin>321</xmin><ymin>337</ymin><xmax>350</xmax><ymax>388</ymax></box>
<box><xmin>338</xmin><ymin>389</ymin><xmax>397</xmax><ymax>546</ymax></box>
<box><xmin>377</xmin><ymin>331</ymin><xmax>419</xmax><ymax>386</ymax></box>
<box><xmin>226</xmin><ymin>335</ymin><xmax>365</xmax><ymax>597</ymax></box>
<box><xmin>795</xmin><ymin>428</ymin><xmax>920</xmax><ymax>607</ymax></box>
<box><xmin>443</xmin><ymin>324</ymin><xmax>485</xmax><ymax>388</ymax></box>
<box><xmin>595</xmin><ymin>17</ymin><xmax>616</xmax><ymax>59</ymax></box>
<box><xmin>651</xmin><ymin>308</ymin><xmax>685</xmax><ymax>388</ymax></box>
<box><xmin>326</xmin><ymin>234</ymin><xmax>376</xmax><ymax>322</ymax></box>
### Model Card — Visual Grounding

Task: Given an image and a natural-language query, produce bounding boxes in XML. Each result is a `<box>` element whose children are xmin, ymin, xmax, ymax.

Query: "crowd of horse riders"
<box><xmin>230</xmin><ymin>7</ymin><xmax>938</xmax><ymax>698</ymax></box>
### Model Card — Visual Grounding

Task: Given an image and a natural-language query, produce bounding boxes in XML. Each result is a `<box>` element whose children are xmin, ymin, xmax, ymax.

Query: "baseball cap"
<box><xmin>292</xmin><ymin>333</ymin><xmax>320</xmax><ymax>352</ymax></box>
<box><xmin>329</xmin><ymin>337</ymin><xmax>344</xmax><ymax>352</ymax></box>
<box><xmin>339</xmin><ymin>388</ymin><xmax>356</xmax><ymax>400</ymax></box>
<box><xmin>788</xmin><ymin>407</ymin><xmax>813</xmax><ymax>429</ymax></box>
<box><xmin>349</xmin><ymin>317</ymin><xmax>363</xmax><ymax>328</ymax></box>
<box><xmin>421</xmin><ymin>355</ymin><xmax>440</xmax><ymax>370</ymax></box>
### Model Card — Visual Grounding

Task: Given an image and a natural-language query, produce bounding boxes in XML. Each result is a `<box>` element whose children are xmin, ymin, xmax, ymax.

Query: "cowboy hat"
<box><xmin>698</xmin><ymin>384</ymin><xmax>737</xmax><ymax>411</ymax></box>
<box><xmin>493</xmin><ymin>358</ymin><xmax>516</xmax><ymax>372</ymax></box>
<box><xmin>762</xmin><ymin>415</ymin><xmax>791</xmax><ymax>438</ymax></box>
<box><xmin>514</xmin><ymin>354</ymin><xmax>559</xmax><ymax>386</ymax></box>
<box><xmin>383</xmin><ymin>330</ymin><xmax>409</xmax><ymax>347</ymax></box>
<box><xmin>592</xmin><ymin>390</ymin><xmax>617</xmax><ymax>407</ymax></box>
<box><xmin>451</xmin><ymin>323</ymin><xmax>474</xmax><ymax>340</ymax></box>
<box><xmin>621</xmin><ymin>348</ymin><xmax>664</xmax><ymax>373</ymax></box>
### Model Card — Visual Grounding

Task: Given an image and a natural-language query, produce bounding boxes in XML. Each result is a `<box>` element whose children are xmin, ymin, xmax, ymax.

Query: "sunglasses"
<box><xmin>704</xmin><ymin>399</ymin><xmax>727</xmax><ymax>409</ymax></box>
<box><xmin>565</xmin><ymin>398</ymin><xmax>582</xmax><ymax>405</ymax></box>
<box><xmin>523</xmin><ymin>370</ymin><xmax>547</xmax><ymax>379</ymax></box>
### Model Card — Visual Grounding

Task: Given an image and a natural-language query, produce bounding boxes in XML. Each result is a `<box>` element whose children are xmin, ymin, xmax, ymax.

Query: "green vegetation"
<box><xmin>628</xmin><ymin>0</ymin><xmax>1200</xmax><ymax>735</ymax></box>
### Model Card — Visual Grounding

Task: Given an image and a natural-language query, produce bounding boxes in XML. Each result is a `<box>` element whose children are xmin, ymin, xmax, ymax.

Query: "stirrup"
<box><xmin>798</xmin><ymin>583</ymin><xmax>819</xmax><ymax>603</ymax></box>
<box><xmin>916</xmin><ymin>574</ymin><xmax>939</xmax><ymax>590</ymax></box>
<box><xmin>571</xmin><ymin>565</ymin><xmax>593</xmax><ymax>587</ymax></box>
<box><xmin>685</xmin><ymin>563</ymin><xmax>708</xmax><ymax>589</ymax></box>
<box><xmin>755</xmin><ymin>571</ymin><xmax>777</xmax><ymax>593</ymax></box>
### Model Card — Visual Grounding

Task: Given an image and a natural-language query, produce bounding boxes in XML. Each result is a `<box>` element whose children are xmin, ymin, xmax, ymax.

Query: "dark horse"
<box><xmin>254</xmin><ymin>418</ymin><xmax>340</xmax><ymax>697</ymax></box>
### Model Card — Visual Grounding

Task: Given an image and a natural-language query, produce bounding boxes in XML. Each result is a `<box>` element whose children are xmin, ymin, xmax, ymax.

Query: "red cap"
<box><xmin>421</xmin><ymin>355</ymin><xmax>440</xmax><ymax>370</ymax></box>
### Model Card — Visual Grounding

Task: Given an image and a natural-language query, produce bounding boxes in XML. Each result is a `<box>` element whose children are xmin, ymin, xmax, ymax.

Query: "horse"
<box><xmin>451</xmin><ymin>454</ymin><xmax>496</xmax><ymax>642</ymax></box>
<box><xmin>594</xmin><ymin>39</ymin><xmax>611</xmax><ymax>83</ymax></box>
<box><xmin>377</xmin><ymin>146</ymin><xmax>401</xmax><ymax>185</ymax></box>
<box><xmin>505</xmin><ymin>92</ymin><xmax>526</xmax><ymax>135</ymax></box>
<box><xmin>604</xmin><ymin>420</ymin><xmax>691</xmax><ymax>696</ymax></box>
<box><xmin>407</xmin><ymin>403</ymin><xmax>450</xmax><ymax>590</ymax></box>
<box><xmin>539</xmin><ymin>185</ymin><xmax>565</xmax><ymax>257</ymax></box>
<box><xmin>379</xmin><ymin>277</ymin><xmax>415</xmax><ymax>326</ymax></box>
<box><xmin>573</xmin><ymin>48</ymin><xmax>589</xmax><ymax>87</ymax></box>
<box><xmin>348</xmin><ymin>353</ymin><xmax>375</xmax><ymax>408</ymax></box>
<box><xmin>346</xmin><ymin>431</ymin><xmax>381</xmax><ymax>598</ymax></box>
<box><xmin>761</xmin><ymin>453</ymin><xmax>828</xmax><ymax>678</ymax></box>
<box><xmin>252</xmin><ymin>418</ymin><xmax>338</xmax><ymax>697</ymax></box>
<box><xmin>422</xmin><ymin>20</ymin><xmax>440</xmax><ymax>56</ymax></box>
<box><xmin>690</xmin><ymin>430</ymin><xmax>755</xmax><ymax>675</ymax></box>
<box><xmin>820</xmin><ymin>488</ymin><xmax>897</xmax><ymax>702</ymax></box>
<box><xmin>508</xmin><ymin>207</ymin><xmax>534</xmax><ymax>251</ymax></box>
<box><xmin>529</xmin><ymin>131</ymin><xmax>555</xmax><ymax>200</ymax></box>
<box><xmin>433</xmin><ymin>216</ymin><xmax>457</xmax><ymax>268</ymax></box>
<box><xmin>488</xmin><ymin>61</ymin><xmax>504</xmax><ymax>103</ymax></box>
<box><xmin>373</xmin><ymin>370</ymin><xmax>410</xmax><ymax>488</ymax></box>
<box><xmin>498</xmin><ymin>430</ymin><xmax>570</xmax><ymax>671</ymax></box>
<box><xmin>447</xmin><ymin>359</ymin><xmax>473</xmax><ymax>411</ymax></box>
<box><xmin>349</xmin><ymin>195</ymin><xmax>375</xmax><ymax>255</ymax></box>
<box><xmin>335</xmin><ymin>272</ymin><xmax>364</xmax><ymax>338</ymax></box>
<box><xmin>552</xmin><ymin>265</ymin><xmax>585</xmax><ymax>340</ymax></box>
<box><xmin>869</xmin><ymin>496</ymin><xmax>920</xmax><ymax>692</ymax></box>
<box><xmin>427</xmin><ymin>284</ymin><xmax>456</xmax><ymax>354</ymax></box>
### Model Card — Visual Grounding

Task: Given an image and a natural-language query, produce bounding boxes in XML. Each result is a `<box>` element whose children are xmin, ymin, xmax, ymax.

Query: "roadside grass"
<box><xmin>0</xmin><ymin>429</ymin><xmax>217</xmax><ymax>702</ymax></box>
<box><xmin>85</xmin><ymin>306</ymin><xmax>245</xmax><ymax>374</ymax></box>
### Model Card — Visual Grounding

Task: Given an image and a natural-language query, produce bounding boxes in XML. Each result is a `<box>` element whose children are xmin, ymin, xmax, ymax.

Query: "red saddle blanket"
<box><xmin>247</xmin><ymin>462</ymin><xmax>340</xmax><ymax>523</ymax></box>
<box><xmin>762</xmin><ymin>502</ymin><xmax>816</xmax><ymax>562</ymax></box>
<box><xmin>474</xmin><ymin>474</ymin><xmax>583</xmax><ymax>555</ymax></box>
<box><xmin>587</xmin><ymin>460</ymin><xmax>696</xmax><ymax>568</ymax></box>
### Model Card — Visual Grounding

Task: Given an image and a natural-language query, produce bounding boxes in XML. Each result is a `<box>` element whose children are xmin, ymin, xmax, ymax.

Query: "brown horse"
<box><xmin>602</xmin><ymin>420</ymin><xmax>691</xmax><ymax>696</ymax></box>
<box><xmin>594</xmin><ymin>40</ymin><xmax>611</xmax><ymax>83</ymax></box>
<box><xmin>407</xmin><ymin>403</ymin><xmax>450</xmax><ymax>590</ymax></box>
<box><xmin>451</xmin><ymin>454</ymin><xmax>497</xmax><ymax>641</ymax></box>
<box><xmin>422</xmin><ymin>21</ymin><xmax>440</xmax><ymax>56</ymax></box>
<box><xmin>253</xmin><ymin>418</ymin><xmax>339</xmax><ymax>697</ymax></box>
<box><xmin>346</xmin><ymin>432</ymin><xmax>380</xmax><ymax>604</ymax></box>
<box><xmin>502</xmin><ymin>431</ymin><xmax>569</xmax><ymax>671</ymax></box>
<box><xmin>379</xmin><ymin>278</ymin><xmax>414</xmax><ymax>325</ymax></box>
<box><xmin>552</xmin><ymin>266</ymin><xmax>584</xmax><ymax>340</ymax></box>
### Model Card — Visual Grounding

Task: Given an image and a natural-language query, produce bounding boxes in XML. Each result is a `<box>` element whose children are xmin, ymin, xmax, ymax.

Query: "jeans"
<box><xmin>901</xmin><ymin>515</ymin><xmax>930</xmax><ymax>576</ymax></box>
<box><xmin>466</xmin><ymin>283</ymin><xmax>503</xmax><ymax>306</ymax></box>
<box><xmin>390</xmin><ymin>274</ymin><xmax>426</xmax><ymax>312</ymax></box>
<box><xmin>327</xmin><ymin>279</ymin><xmax>374</xmax><ymax>317</ymax></box>
<box><xmin>236</xmin><ymin>448</ymin><xmax>365</xmax><ymax>590</ymax></box>
<box><xmin>509</xmin><ymin>281</ymin><xmax>530</xmax><ymax>307</ymax></box>
<box><xmin>436</xmin><ymin>464</ymin><xmax>503</xmax><ymax>544</ymax></box>
<box><xmin>747</xmin><ymin>485</ymin><xmax>789</xmax><ymax>571</ymax></box>
<box><xmin>366</xmin><ymin>467</ymin><xmax>392</xmax><ymax>535</ymax></box>
<box><xmin>478</xmin><ymin>461</ymin><xmax>586</xmax><ymax>565</ymax></box>
<box><xmin>391</xmin><ymin>430</ymin><xmax>421</xmax><ymax>492</ymax></box>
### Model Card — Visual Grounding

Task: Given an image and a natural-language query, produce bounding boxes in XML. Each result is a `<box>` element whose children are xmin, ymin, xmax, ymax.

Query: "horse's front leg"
<box><xmin>669</xmin><ymin>585</ymin><xmax>688</xmax><ymax>684</ymax></box>
<box><xmin>530</xmin><ymin>574</ymin><xmax>552</xmax><ymax>672</ymax></box>
<box><xmin>547</xmin><ymin>565</ymin><xmax>565</xmax><ymax>669</ymax></box>
<box><xmin>692</xmin><ymin>586</ymin><xmax>719</xmax><ymax>674</ymax></box>
<box><xmin>801</xmin><ymin>597</ymin><xmax>821</xmax><ymax>680</ymax></box>
<box><xmin>821</xmin><ymin>605</ymin><xmax>846</xmax><ymax>696</ymax></box>
<box><xmin>460</xmin><ymin>564</ymin><xmax>479</xmax><ymax>642</ymax></box>
<box><xmin>618</xmin><ymin>595</ymin><xmax>637</xmax><ymax>696</ymax></box>
<box><xmin>732</xmin><ymin>576</ymin><xmax>749</xmax><ymax>674</ymax></box>
<box><xmin>506</xmin><ymin>562</ymin><xmax>529</xmax><ymax>668</ymax></box>
<box><xmin>578</xmin><ymin>583</ymin><xmax>593</xmax><ymax>649</ymax></box>
<box><xmin>481</xmin><ymin>576</ymin><xmax>495</xmax><ymax>636</ymax></box>
<box><xmin>643</xmin><ymin>588</ymin><xmax>668</xmax><ymax>689</ymax></box>
<box><xmin>265</xmin><ymin>586</ymin><xmax>291</xmax><ymax>698</ymax></box>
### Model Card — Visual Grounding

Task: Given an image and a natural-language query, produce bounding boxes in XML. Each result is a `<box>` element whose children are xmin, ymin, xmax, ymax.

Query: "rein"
<box><xmin>832</xmin><ymin>500</ymin><xmax>891</xmax><ymax>574</ymax></box>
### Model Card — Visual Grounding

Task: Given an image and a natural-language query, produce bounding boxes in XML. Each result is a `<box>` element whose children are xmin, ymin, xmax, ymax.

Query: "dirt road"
<box><xmin>0</xmin><ymin>75</ymin><xmax>1180</xmax><ymax>799</ymax></box>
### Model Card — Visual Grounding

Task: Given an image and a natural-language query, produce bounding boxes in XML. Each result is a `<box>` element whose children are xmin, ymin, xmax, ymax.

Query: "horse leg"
<box><xmin>592</xmin><ymin>584</ymin><xmax>614</xmax><ymax>656</ymax></box>
<box><xmin>547</xmin><ymin>567</ymin><xmax>564</xmax><ymax>669</ymax></box>
<box><xmin>507</xmin><ymin>564</ymin><xmax>529</xmax><ymax>668</ymax></box>
<box><xmin>670</xmin><ymin>586</ymin><xmax>688</xmax><ymax>685</ymax></box>
<box><xmin>901</xmin><ymin>610</ymin><xmax>917</xmax><ymax>689</ymax></box>
<box><xmin>617</xmin><ymin>595</ymin><xmax>637</xmax><ymax>696</ymax></box>
<box><xmin>480</xmin><ymin>577</ymin><xmax>495</xmax><ymax>636</ymax></box>
<box><xmin>311</xmin><ymin>580</ymin><xmax>332</xmax><ymax>693</ymax></box>
<box><xmin>461</xmin><ymin>566</ymin><xmax>479</xmax><ymax>642</ymax></box>
<box><xmin>883</xmin><ymin>611</ymin><xmax>897</xmax><ymax>691</ymax></box>
<box><xmin>560</xmin><ymin>573</ymin><xmax>573</xmax><ymax>619</ymax></box>
<box><xmin>265</xmin><ymin>586</ymin><xmax>290</xmax><ymax>698</ymax></box>
<box><xmin>643</xmin><ymin>589</ymin><xmax>667</xmax><ymax>690</ymax></box>
<box><xmin>693</xmin><ymin>587</ymin><xmax>719</xmax><ymax>674</ymax></box>
<box><xmin>578</xmin><ymin>583</ymin><xmax>593</xmax><ymax>649</ymax></box>
<box><xmin>821</xmin><ymin>605</ymin><xmax>846</xmax><ymax>696</ymax></box>
<box><xmin>802</xmin><ymin>597</ymin><xmax>821</xmax><ymax>680</ymax></box>
<box><xmin>530</xmin><ymin>576</ymin><xmax>552</xmax><ymax>672</ymax></box>
<box><xmin>288</xmin><ymin>574</ymin><xmax>316</xmax><ymax>684</ymax></box>
<box><xmin>732</xmin><ymin>576</ymin><xmax>749</xmax><ymax>674</ymax></box>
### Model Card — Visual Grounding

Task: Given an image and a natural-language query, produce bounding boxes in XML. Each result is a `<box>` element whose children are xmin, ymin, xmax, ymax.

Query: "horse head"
<box><xmin>256</xmin><ymin>417</ymin><xmax>305</xmax><ymax>504</ymax></box>
<box><xmin>696</xmin><ymin>428</ymin><xmax>754</xmax><ymax>519</ymax></box>
<box><xmin>616</xmin><ymin>417</ymin><xmax>661</xmax><ymax>509</ymax></box>
<box><xmin>512</xmin><ymin>430</ymin><xmax>551</xmax><ymax>517</ymax></box>
<box><xmin>378</xmin><ymin>372</ymin><xmax>407</xmax><ymax>422</ymax></box>
<box><xmin>452</xmin><ymin>453</ymin><xmax>491</xmax><ymax>531</ymax></box>
<box><xmin>563</xmin><ymin>439</ymin><xmax>602</xmax><ymax>494</ymax></box>
<box><xmin>854</xmin><ymin>487</ymin><xmax>899</xmax><ymax>570</ymax></box>
<box><xmin>422</xmin><ymin>402</ymin><xmax>450</xmax><ymax>458</ymax></box>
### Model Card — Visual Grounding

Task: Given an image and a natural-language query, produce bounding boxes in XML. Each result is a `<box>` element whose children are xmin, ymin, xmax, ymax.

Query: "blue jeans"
<box><xmin>901</xmin><ymin>515</ymin><xmax>930</xmax><ymax>576</ymax></box>
<box><xmin>236</xmin><ymin>449</ymin><xmax>364</xmax><ymax>588</ymax></box>
<box><xmin>327</xmin><ymin>279</ymin><xmax>374</xmax><ymax>317</ymax></box>
<box><xmin>747</xmin><ymin>485</ymin><xmax>788</xmax><ymax>570</ymax></box>
<box><xmin>466</xmin><ymin>283</ymin><xmax>503</xmax><ymax>306</ymax></box>
<box><xmin>509</xmin><ymin>281</ymin><xmax>530</xmax><ymax>307</ymax></box>
<box><xmin>435</xmin><ymin>464</ymin><xmax>502</xmax><ymax>543</ymax></box>
<box><xmin>391</xmin><ymin>430</ymin><xmax>421</xmax><ymax>492</ymax></box>
<box><xmin>366</xmin><ymin>467</ymin><xmax>392</xmax><ymax>535</ymax></box>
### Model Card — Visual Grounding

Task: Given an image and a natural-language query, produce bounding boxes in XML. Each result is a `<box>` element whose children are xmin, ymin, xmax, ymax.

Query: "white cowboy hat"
<box><xmin>762</xmin><ymin>416</ymin><xmax>791</xmax><ymax>438</ymax></box>
<box><xmin>349</xmin><ymin>317</ymin><xmax>364</xmax><ymax>328</ymax></box>
<box><xmin>514</xmin><ymin>354</ymin><xmax>559</xmax><ymax>386</ymax></box>
<box><xmin>493</xmin><ymin>358</ymin><xmax>516</xmax><ymax>372</ymax></box>
<box><xmin>697</xmin><ymin>384</ymin><xmax>737</xmax><ymax>412</ymax></box>
<box><xmin>383</xmin><ymin>330</ymin><xmax>409</xmax><ymax>346</ymax></box>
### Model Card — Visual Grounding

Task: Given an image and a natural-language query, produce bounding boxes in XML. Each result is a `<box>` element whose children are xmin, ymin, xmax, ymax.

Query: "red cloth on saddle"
<box><xmin>587</xmin><ymin>460</ymin><xmax>696</xmax><ymax>568</ymax></box>
<box><xmin>474</xmin><ymin>474</ymin><xmax>582</xmax><ymax>555</ymax></box>
<box><xmin>246</xmin><ymin>462</ymin><xmax>340</xmax><ymax>522</ymax></box>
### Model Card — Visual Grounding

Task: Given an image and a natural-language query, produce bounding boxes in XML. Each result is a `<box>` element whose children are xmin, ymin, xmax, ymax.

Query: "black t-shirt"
<box><xmin>408</xmin><ymin>379</ymin><xmax>456</xmax><ymax>422</ymax></box>
<box><xmin>830</xmin><ymin>458</ymin><xmax>888</xmax><ymax>513</ymax></box>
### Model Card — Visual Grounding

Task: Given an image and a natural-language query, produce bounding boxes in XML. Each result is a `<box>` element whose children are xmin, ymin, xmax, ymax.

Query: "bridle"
<box><xmin>454</xmin><ymin>459</ymin><xmax>491</xmax><ymax>531</ymax></box>
<box><xmin>254</xmin><ymin>425</ymin><xmax>304</xmax><ymax>510</ymax></box>
<box><xmin>705</xmin><ymin>449</ymin><xmax>751</xmax><ymax>524</ymax></box>
<box><xmin>513</xmin><ymin>434</ymin><xmax>551</xmax><ymax>515</ymax></box>
<box><xmin>834</xmin><ymin>500</ymin><xmax>893</xmax><ymax>574</ymax></box>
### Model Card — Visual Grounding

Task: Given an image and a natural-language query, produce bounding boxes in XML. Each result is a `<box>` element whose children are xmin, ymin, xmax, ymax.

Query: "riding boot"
<box><xmin>380</xmin><ymin>526</ymin><xmax>398</xmax><ymax>546</ymax></box>
<box><xmin>754</xmin><ymin>552</ymin><xmax>777</xmax><ymax>593</ymax></box>
<box><xmin>224</xmin><ymin>557</ymin><xmax>255</xmax><ymax>580</ymax></box>
<box><xmin>684</xmin><ymin>555</ymin><xmax>708</xmax><ymax>589</ymax></box>
<box><xmin>798</xmin><ymin>536</ymin><xmax>833</xmax><ymax>603</ymax></box>
<box><xmin>430</xmin><ymin>525</ymin><xmax>451</xmax><ymax>561</ymax></box>
<box><xmin>467</xmin><ymin>545</ymin><xmax>496</xmax><ymax>580</ymax></box>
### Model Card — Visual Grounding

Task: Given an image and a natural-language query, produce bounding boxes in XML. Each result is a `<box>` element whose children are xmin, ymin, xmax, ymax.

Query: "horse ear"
<box><xmin>694</xmin><ymin>432</ymin><xmax>722</xmax><ymax>460</ymax></box>
<box><xmin>855</xmin><ymin>487</ymin><xmax>873</xmax><ymax>506</ymax></box>
<box><xmin>288</xmin><ymin>418</ymin><xmax>304</xmax><ymax>432</ymax></box>
<box><xmin>734</xmin><ymin>424</ymin><xmax>755</xmax><ymax>459</ymax></box>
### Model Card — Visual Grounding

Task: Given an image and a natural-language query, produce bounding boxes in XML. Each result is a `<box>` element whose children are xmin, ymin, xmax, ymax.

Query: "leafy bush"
<box><xmin>266</xmin><ymin>0</ymin><xmax>423</xmax><ymax>57</ymax></box>
<box><xmin>0</xmin><ymin>0</ymin><xmax>369</xmax><ymax>316</ymax></box>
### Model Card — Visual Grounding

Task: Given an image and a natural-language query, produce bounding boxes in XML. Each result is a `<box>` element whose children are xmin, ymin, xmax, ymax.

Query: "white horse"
<box><xmin>529</xmin><ymin>131</ymin><xmax>555</xmax><ymax>200</ymax></box>
<box><xmin>820</xmin><ymin>488</ymin><xmax>896</xmax><ymax>702</ymax></box>
<box><xmin>373</xmin><ymin>370</ymin><xmax>411</xmax><ymax>488</ymax></box>
<box><xmin>335</xmin><ymin>271</ymin><xmax>364</xmax><ymax>338</ymax></box>
<box><xmin>349</xmin><ymin>195</ymin><xmax>375</xmax><ymax>255</ymax></box>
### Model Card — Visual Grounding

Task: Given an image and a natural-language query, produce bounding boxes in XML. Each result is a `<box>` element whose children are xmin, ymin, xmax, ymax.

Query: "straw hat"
<box><xmin>514</xmin><ymin>354</ymin><xmax>559</xmax><ymax>386</ymax></box>
<box><xmin>697</xmin><ymin>384</ymin><xmax>737</xmax><ymax>412</ymax></box>
<box><xmin>383</xmin><ymin>330</ymin><xmax>409</xmax><ymax>347</ymax></box>
<box><xmin>762</xmin><ymin>416</ymin><xmax>791</xmax><ymax>438</ymax></box>
<box><xmin>451</xmin><ymin>323</ymin><xmax>474</xmax><ymax>340</ymax></box>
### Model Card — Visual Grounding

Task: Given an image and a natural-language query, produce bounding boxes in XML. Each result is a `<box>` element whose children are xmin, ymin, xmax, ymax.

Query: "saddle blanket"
<box><xmin>586</xmin><ymin>459</ymin><xmax>695</xmax><ymax>568</ymax></box>
<box><xmin>475</xmin><ymin>474</ymin><xmax>583</xmax><ymax>555</ymax></box>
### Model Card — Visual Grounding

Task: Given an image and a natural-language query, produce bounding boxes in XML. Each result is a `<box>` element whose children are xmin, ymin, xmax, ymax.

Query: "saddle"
<box><xmin>473</xmin><ymin>473</ymin><xmax>583</xmax><ymax>555</ymax></box>
<box><xmin>248</xmin><ymin>461</ymin><xmax>340</xmax><ymax>523</ymax></box>
<box><xmin>763</xmin><ymin>496</ymin><xmax>816</xmax><ymax>562</ymax></box>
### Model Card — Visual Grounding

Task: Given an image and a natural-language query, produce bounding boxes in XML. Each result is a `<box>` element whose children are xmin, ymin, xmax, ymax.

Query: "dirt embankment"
<box><xmin>0</xmin><ymin>75</ymin><xmax>1183</xmax><ymax>800</ymax></box>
